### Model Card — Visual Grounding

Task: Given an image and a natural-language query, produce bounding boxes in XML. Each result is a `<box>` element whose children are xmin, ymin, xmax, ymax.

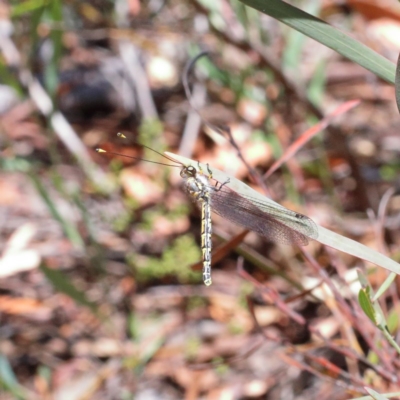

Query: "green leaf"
<box><xmin>282</xmin><ymin>0</ymin><xmax>320</xmax><ymax>71</ymax></box>
<box><xmin>358</xmin><ymin>288</ymin><xmax>377</xmax><ymax>325</ymax></box>
<box><xmin>307</xmin><ymin>59</ymin><xmax>326</xmax><ymax>106</ymax></box>
<box><xmin>356</xmin><ymin>269</ymin><xmax>369</xmax><ymax>288</ymax></box>
<box><xmin>239</xmin><ymin>0</ymin><xmax>396</xmax><ymax>84</ymax></box>
<box><xmin>11</xmin><ymin>0</ymin><xmax>48</xmax><ymax>17</ymax></box>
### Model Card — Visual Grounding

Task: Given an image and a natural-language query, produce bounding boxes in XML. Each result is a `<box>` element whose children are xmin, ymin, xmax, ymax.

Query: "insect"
<box><xmin>180</xmin><ymin>163</ymin><xmax>230</xmax><ymax>286</ymax></box>
<box><xmin>96</xmin><ymin>140</ymin><xmax>318</xmax><ymax>286</ymax></box>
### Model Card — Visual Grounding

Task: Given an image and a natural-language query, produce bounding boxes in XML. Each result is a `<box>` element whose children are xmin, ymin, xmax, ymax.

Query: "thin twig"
<box><xmin>118</xmin><ymin>40</ymin><xmax>158</xmax><ymax>120</ymax></box>
<box><xmin>182</xmin><ymin>52</ymin><xmax>271</xmax><ymax>195</ymax></box>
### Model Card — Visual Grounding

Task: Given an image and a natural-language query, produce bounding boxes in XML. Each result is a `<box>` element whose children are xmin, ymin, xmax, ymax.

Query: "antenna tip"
<box><xmin>96</xmin><ymin>148</ymin><xmax>106</xmax><ymax>153</ymax></box>
<box><xmin>117</xmin><ymin>132</ymin><xmax>126</xmax><ymax>138</ymax></box>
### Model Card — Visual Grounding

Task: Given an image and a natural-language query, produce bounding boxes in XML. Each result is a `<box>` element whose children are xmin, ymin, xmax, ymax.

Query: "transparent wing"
<box><xmin>207</xmin><ymin>182</ymin><xmax>318</xmax><ymax>246</ymax></box>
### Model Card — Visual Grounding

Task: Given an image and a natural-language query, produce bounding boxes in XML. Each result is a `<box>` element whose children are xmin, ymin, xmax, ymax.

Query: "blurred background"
<box><xmin>1</xmin><ymin>0</ymin><xmax>400</xmax><ymax>399</ymax></box>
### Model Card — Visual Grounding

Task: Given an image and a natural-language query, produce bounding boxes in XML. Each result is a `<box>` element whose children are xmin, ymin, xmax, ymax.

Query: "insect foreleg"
<box><xmin>214</xmin><ymin>178</ymin><xmax>230</xmax><ymax>192</ymax></box>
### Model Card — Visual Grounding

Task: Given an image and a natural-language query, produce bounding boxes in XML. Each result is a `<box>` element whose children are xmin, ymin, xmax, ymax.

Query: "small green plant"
<box><xmin>129</xmin><ymin>235</ymin><xmax>201</xmax><ymax>284</ymax></box>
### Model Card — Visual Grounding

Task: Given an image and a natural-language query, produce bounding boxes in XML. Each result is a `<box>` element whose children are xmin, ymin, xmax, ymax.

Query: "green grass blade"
<box><xmin>28</xmin><ymin>173</ymin><xmax>85</xmax><ymax>250</ymax></box>
<box><xmin>40</xmin><ymin>264</ymin><xmax>99</xmax><ymax>316</ymax></box>
<box><xmin>373</xmin><ymin>272</ymin><xmax>397</xmax><ymax>301</ymax></box>
<box><xmin>364</xmin><ymin>387</ymin><xmax>391</xmax><ymax>400</ymax></box>
<box><xmin>239</xmin><ymin>0</ymin><xmax>396</xmax><ymax>84</ymax></box>
<box><xmin>10</xmin><ymin>0</ymin><xmax>48</xmax><ymax>17</ymax></box>
<box><xmin>395</xmin><ymin>52</ymin><xmax>400</xmax><ymax>113</ymax></box>
<box><xmin>0</xmin><ymin>355</ymin><xmax>26</xmax><ymax>399</ymax></box>
<box><xmin>353</xmin><ymin>392</ymin><xmax>400</xmax><ymax>400</ymax></box>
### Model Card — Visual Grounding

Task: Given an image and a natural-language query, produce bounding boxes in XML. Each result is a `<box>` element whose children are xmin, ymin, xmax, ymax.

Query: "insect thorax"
<box><xmin>183</xmin><ymin>170</ymin><xmax>212</xmax><ymax>203</ymax></box>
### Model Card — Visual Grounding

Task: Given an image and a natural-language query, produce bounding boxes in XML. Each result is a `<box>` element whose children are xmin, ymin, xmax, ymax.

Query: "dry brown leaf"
<box><xmin>0</xmin><ymin>295</ymin><xmax>51</xmax><ymax>319</ymax></box>
<box><xmin>120</xmin><ymin>167</ymin><xmax>164</xmax><ymax>205</ymax></box>
<box><xmin>347</xmin><ymin>0</ymin><xmax>400</xmax><ymax>21</ymax></box>
<box><xmin>237</xmin><ymin>98</ymin><xmax>268</xmax><ymax>126</ymax></box>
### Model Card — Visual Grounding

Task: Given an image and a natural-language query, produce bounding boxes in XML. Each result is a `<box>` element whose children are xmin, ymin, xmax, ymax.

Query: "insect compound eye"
<box><xmin>187</xmin><ymin>166</ymin><xmax>196</xmax><ymax>176</ymax></box>
<box><xmin>182</xmin><ymin>166</ymin><xmax>196</xmax><ymax>178</ymax></box>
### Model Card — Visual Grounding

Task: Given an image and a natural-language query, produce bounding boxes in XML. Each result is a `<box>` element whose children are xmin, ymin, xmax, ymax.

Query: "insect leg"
<box><xmin>206</xmin><ymin>163</ymin><xmax>213</xmax><ymax>178</ymax></box>
<box><xmin>214</xmin><ymin>177</ymin><xmax>230</xmax><ymax>192</ymax></box>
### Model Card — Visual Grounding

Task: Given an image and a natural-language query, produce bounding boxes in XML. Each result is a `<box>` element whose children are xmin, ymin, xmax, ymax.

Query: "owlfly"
<box><xmin>96</xmin><ymin>138</ymin><xmax>318</xmax><ymax>286</ymax></box>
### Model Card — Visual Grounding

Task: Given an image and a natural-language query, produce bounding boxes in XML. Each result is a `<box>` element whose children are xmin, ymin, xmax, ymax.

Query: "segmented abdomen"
<box><xmin>201</xmin><ymin>199</ymin><xmax>212</xmax><ymax>286</ymax></box>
